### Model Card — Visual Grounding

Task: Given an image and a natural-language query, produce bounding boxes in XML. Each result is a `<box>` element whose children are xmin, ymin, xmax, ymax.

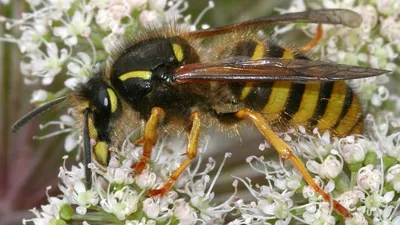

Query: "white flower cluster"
<box><xmin>1</xmin><ymin>0</ymin><xmax>196</xmax><ymax>88</ymax></box>
<box><xmin>226</xmin><ymin>3</ymin><xmax>400</xmax><ymax>222</ymax></box>
<box><xmin>0</xmin><ymin>0</ymin><xmax>214</xmax><ymax>153</ymax></box>
<box><xmin>23</xmin><ymin>135</ymin><xmax>236</xmax><ymax>225</ymax></box>
<box><xmin>230</xmin><ymin>114</ymin><xmax>400</xmax><ymax>224</ymax></box>
<box><xmin>276</xmin><ymin>0</ymin><xmax>400</xmax><ymax>109</ymax></box>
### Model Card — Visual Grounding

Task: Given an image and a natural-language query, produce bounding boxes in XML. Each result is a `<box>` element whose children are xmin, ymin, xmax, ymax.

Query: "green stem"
<box><xmin>71</xmin><ymin>212</ymin><xmax>122</xmax><ymax>225</ymax></box>
<box><xmin>350</xmin><ymin>171</ymin><xmax>356</xmax><ymax>189</ymax></box>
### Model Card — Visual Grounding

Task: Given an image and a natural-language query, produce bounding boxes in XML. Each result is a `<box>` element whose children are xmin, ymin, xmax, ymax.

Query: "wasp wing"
<box><xmin>172</xmin><ymin>58</ymin><xmax>389</xmax><ymax>83</ymax></box>
<box><xmin>187</xmin><ymin>9</ymin><xmax>362</xmax><ymax>38</ymax></box>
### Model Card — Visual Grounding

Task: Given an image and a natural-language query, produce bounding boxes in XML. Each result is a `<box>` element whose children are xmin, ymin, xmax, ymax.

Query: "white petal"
<box><xmin>143</xmin><ymin>198</ymin><xmax>160</xmax><ymax>218</ymax></box>
<box><xmin>53</xmin><ymin>26</ymin><xmax>69</xmax><ymax>38</ymax></box>
<box><xmin>60</xmin><ymin>115</ymin><xmax>75</xmax><ymax>125</ymax></box>
<box><xmin>74</xmin><ymin>181</ymin><xmax>87</xmax><ymax>194</ymax></box>
<box><xmin>64</xmin><ymin>77</ymin><xmax>80</xmax><ymax>89</ymax></box>
<box><xmin>76</xmin><ymin>206</ymin><xmax>87</xmax><ymax>215</ymax></box>
<box><xmin>149</xmin><ymin>0</ymin><xmax>166</xmax><ymax>10</ymax></box>
<box><xmin>30</xmin><ymin>89</ymin><xmax>48</xmax><ymax>103</ymax></box>
<box><xmin>306</xmin><ymin>160</ymin><xmax>320</xmax><ymax>175</ymax></box>
<box><xmin>42</xmin><ymin>75</ymin><xmax>55</xmax><ymax>85</ymax></box>
<box><xmin>71</xmin><ymin>11</ymin><xmax>84</xmax><ymax>22</ymax></box>
<box><xmin>382</xmin><ymin>206</ymin><xmax>394</xmax><ymax>220</ymax></box>
<box><xmin>77</xmin><ymin>52</ymin><xmax>92</xmax><ymax>65</ymax></box>
<box><xmin>67</xmin><ymin>62</ymin><xmax>81</xmax><ymax>74</ymax></box>
<box><xmin>259</xmin><ymin>200</ymin><xmax>275</xmax><ymax>215</ymax></box>
<box><xmin>65</xmin><ymin>36</ymin><xmax>78</xmax><ymax>46</ymax></box>
<box><xmin>383</xmin><ymin>191</ymin><xmax>395</xmax><ymax>203</ymax></box>
<box><xmin>64</xmin><ymin>133</ymin><xmax>79</xmax><ymax>152</ymax></box>
<box><xmin>46</xmin><ymin>43</ymin><xmax>58</xmax><ymax>57</ymax></box>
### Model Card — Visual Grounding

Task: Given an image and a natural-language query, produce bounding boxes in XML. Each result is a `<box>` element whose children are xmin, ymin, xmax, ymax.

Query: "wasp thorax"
<box><xmin>109</xmin><ymin>37</ymin><xmax>199</xmax><ymax>107</ymax></box>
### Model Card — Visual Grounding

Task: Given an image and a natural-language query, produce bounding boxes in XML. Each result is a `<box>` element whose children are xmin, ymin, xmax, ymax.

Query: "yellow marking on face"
<box><xmin>107</xmin><ymin>88</ymin><xmax>118</xmax><ymax>113</ymax></box>
<box><xmin>240</xmin><ymin>82</ymin><xmax>255</xmax><ymax>100</ymax></box>
<box><xmin>262</xmin><ymin>81</ymin><xmax>292</xmax><ymax>121</ymax></box>
<box><xmin>88</xmin><ymin>118</ymin><xmax>98</xmax><ymax>139</ymax></box>
<box><xmin>94</xmin><ymin>141</ymin><xmax>108</xmax><ymax>165</ymax></box>
<box><xmin>172</xmin><ymin>43</ymin><xmax>184</xmax><ymax>62</ymax></box>
<box><xmin>81</xmin><ymin>100</ymin><xmax>89</xmax><ymax>109</ymax></box>
<box><xmin>119</xmin><ymin>70</ymin><xmax>152</xmax><ymax>81</ymax></box>
<box><xmin>317</xmin><ymin>81</ymin><xmax>347</xmax><ymax>131</ymax></box>
<box><xmin>251</xmin><ymin>43</ymin><xmax>265</xmax><ymax>60</ymax></box>
<box><xmin>334</xmin><ymin>95</ymin><xmax>362</xmax><ymax>136</ymax></box>
<box><xmin>282</xmin><ymin>49</ymin><xmax>294</xmax><ymax>59</ymax></box>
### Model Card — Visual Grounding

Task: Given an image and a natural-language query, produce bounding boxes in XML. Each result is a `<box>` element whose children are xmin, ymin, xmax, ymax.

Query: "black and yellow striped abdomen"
<box><xmin>233</xmin><ymin>80</ymin><xmax>364</xmax><ymax>136</ymax></box>
<box><xmin>220</xmin><ymin>38</ymin><xmax>364</xmax><ymax>136</ymax></box>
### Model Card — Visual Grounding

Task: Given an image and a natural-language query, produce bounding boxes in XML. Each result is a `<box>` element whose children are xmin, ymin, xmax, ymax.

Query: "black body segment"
<box><xmin>282</xmin><ymin>82</ymin><xmax>307</xmax><ymax>120</ymax></box>
<box><xmin>267</xmin><ymin>42</ymin><xmax>285</xmax><ymax>58</ymax></box>
<box><xmin>333</xmin><ymin>85</ymin><xmax>354</xmax><ymax>128</ymax></box>
<box><xmin>309</xmin><ymin>82</ymin><xmax>334</xmax><ymax>125</ymax></box>
<box><xmin>110</xmin><ymin>37</ymin><xmax>201</xmax><ymax>119</ymax></box>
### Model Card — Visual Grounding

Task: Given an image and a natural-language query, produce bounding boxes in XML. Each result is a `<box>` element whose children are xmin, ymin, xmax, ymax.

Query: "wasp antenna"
<box><xmin>83</xmin><ymin>109</ymin><xmax>92</xmax><ymax>189</ymax></box>
<box><xmin>11</xmin><ymin>96</ymin><xmax>68</xmax><ymax>132</ymax></box>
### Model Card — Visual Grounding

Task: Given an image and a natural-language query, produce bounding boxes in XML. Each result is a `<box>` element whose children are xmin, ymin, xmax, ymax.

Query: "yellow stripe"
<box><xmin>107</xmin><ymin>88</ymin><xmax>118</xmax><ymax>113</ymax></box>
<box><xmin>119</xmin><ymin>70</ymin><xmax>152</xmax><ymax>81</ymax></box>
<box><xmin>94</xmin><ymin>141</ymin><xmax>108</xmax><ymax>165</ymax></box>
<box><xmin>334</xmin><ymin>95</ymin><xmax>362</xmax><ymax>136</ymax></box>
<box><xmin>282</xmin><ymin>49</ymin><xmax>294</xmax><ymax>59</ymax></box>
<box><xmin>172</xmin><ymin>43</ymin><xmax>184</xmax><ymax>62</ymax></box>
<box><xmin>88</xmin><ymin>118</ymin><xmax>98</xmax><ymax>139</ymax></box>
<box><xmin>317</xmin><ymin>81</ymin><xmax>347</xmax><ymax>131</ymax></box>
<box><xmin>251</xmin><ymin>43</ymin><xmax>265</xmax><ymax>60</ymax></box>
<box><xmin>240</xmin><ymin>82</ymin><xmax>254</xmax><ymax>100</ymax></box>
<box><xmin>290</xmin><ymin>82</ymin><xmax>320</xmax><ymax>125</ymax></box>
<box><xmin>262</xmin><ymin>81</ymin><xmax>292</xmax><ymax>121</ymax></box>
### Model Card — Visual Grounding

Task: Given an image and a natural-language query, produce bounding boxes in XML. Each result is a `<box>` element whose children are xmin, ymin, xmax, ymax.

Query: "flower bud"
<box><xmin>343</xmin><ymin>143</ymin><xmax>367</xmax><ymax>164</ymax></box>
<box><xmin>59</xmin><ymin>204</ymin><xmax>74</xmax><ymax>220</ymax></box>
<box><xmin>345</xmin><ymin>212</ymin><xmax>368</xmax><ymax>225</ymax></box>
<box><xmin>308</xmin><ymin>155</ymin><xmax>343</xmax><ymax>179</ymax></box>
<box><xmin>357</xmin><ymin>165</ymin><xmax>382</xmax><ymax>191</ymax></box>
<box><xmin>386</xmin><ymin>164</ymin><xmax>400</xmax><ymax>192</ymax></box>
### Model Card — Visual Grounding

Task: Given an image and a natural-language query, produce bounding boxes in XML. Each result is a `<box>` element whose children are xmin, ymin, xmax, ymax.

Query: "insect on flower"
<box><xmin>12</xmin><ymin>8</ymin><xmax>389</xmax><ymax>218</ymax></box>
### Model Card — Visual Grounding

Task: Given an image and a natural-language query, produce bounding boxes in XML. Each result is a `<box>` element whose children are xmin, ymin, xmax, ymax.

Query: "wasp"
<box><xmin>12</xmin><ymin>9</ymin><xmax>389</xmax><ymax>217</ymax></box>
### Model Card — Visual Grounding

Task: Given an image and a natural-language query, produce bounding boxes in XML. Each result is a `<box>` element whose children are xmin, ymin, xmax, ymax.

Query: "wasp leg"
<box><xmin>134</xmin><ymin>107</ymin><xmax>165</xmax><ymax>174</ymax></box>
<box><xmin>83</xmin><ymin>109</ymin><xmax>92</xmax><ymax>189</ymax></box>
<box><xmin>300</xmin><ymin>24</ymin><xmax>323</xmax><ymax>52</ymax></box>
<box><xmin>235</xmin><ymin>108</ymin><xmax>350</xmax><ymax>217</ymax></box>
<box><xmin>148</xmin><ymin>111</ymin><xmax>201</xmax><ymax>197</ymax></box>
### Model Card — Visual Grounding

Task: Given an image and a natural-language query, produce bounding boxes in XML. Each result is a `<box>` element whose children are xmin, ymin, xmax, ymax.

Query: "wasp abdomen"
<box><xmin>222</xmin><ymin>39</ymin><xmax>364</xmax><ymax>136</ymax></box>
<box><xmin>235</xmin><ymin>80</ymin><xmax>363</xmax><ymax>136</ymax></box>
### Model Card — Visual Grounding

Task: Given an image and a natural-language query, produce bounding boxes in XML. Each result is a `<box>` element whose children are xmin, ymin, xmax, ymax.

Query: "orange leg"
<box><xmin>148</xmin><ymin>111</ymin><xmax>201</xmax><ymax>197</ymax></box>
<box><xmin>134</xmin><ymin>107</ymin><xmax>165</xmax><ymax>174</ymax></box>
<box><xmin>235</xmin><ymin>108</ymin><xmax>350</xmax><ymax>217</ymax></box>
<box><xmin>300</xmin><ymin>24</ymin><xmax>323</xmax><ymax>52</ymax></box>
